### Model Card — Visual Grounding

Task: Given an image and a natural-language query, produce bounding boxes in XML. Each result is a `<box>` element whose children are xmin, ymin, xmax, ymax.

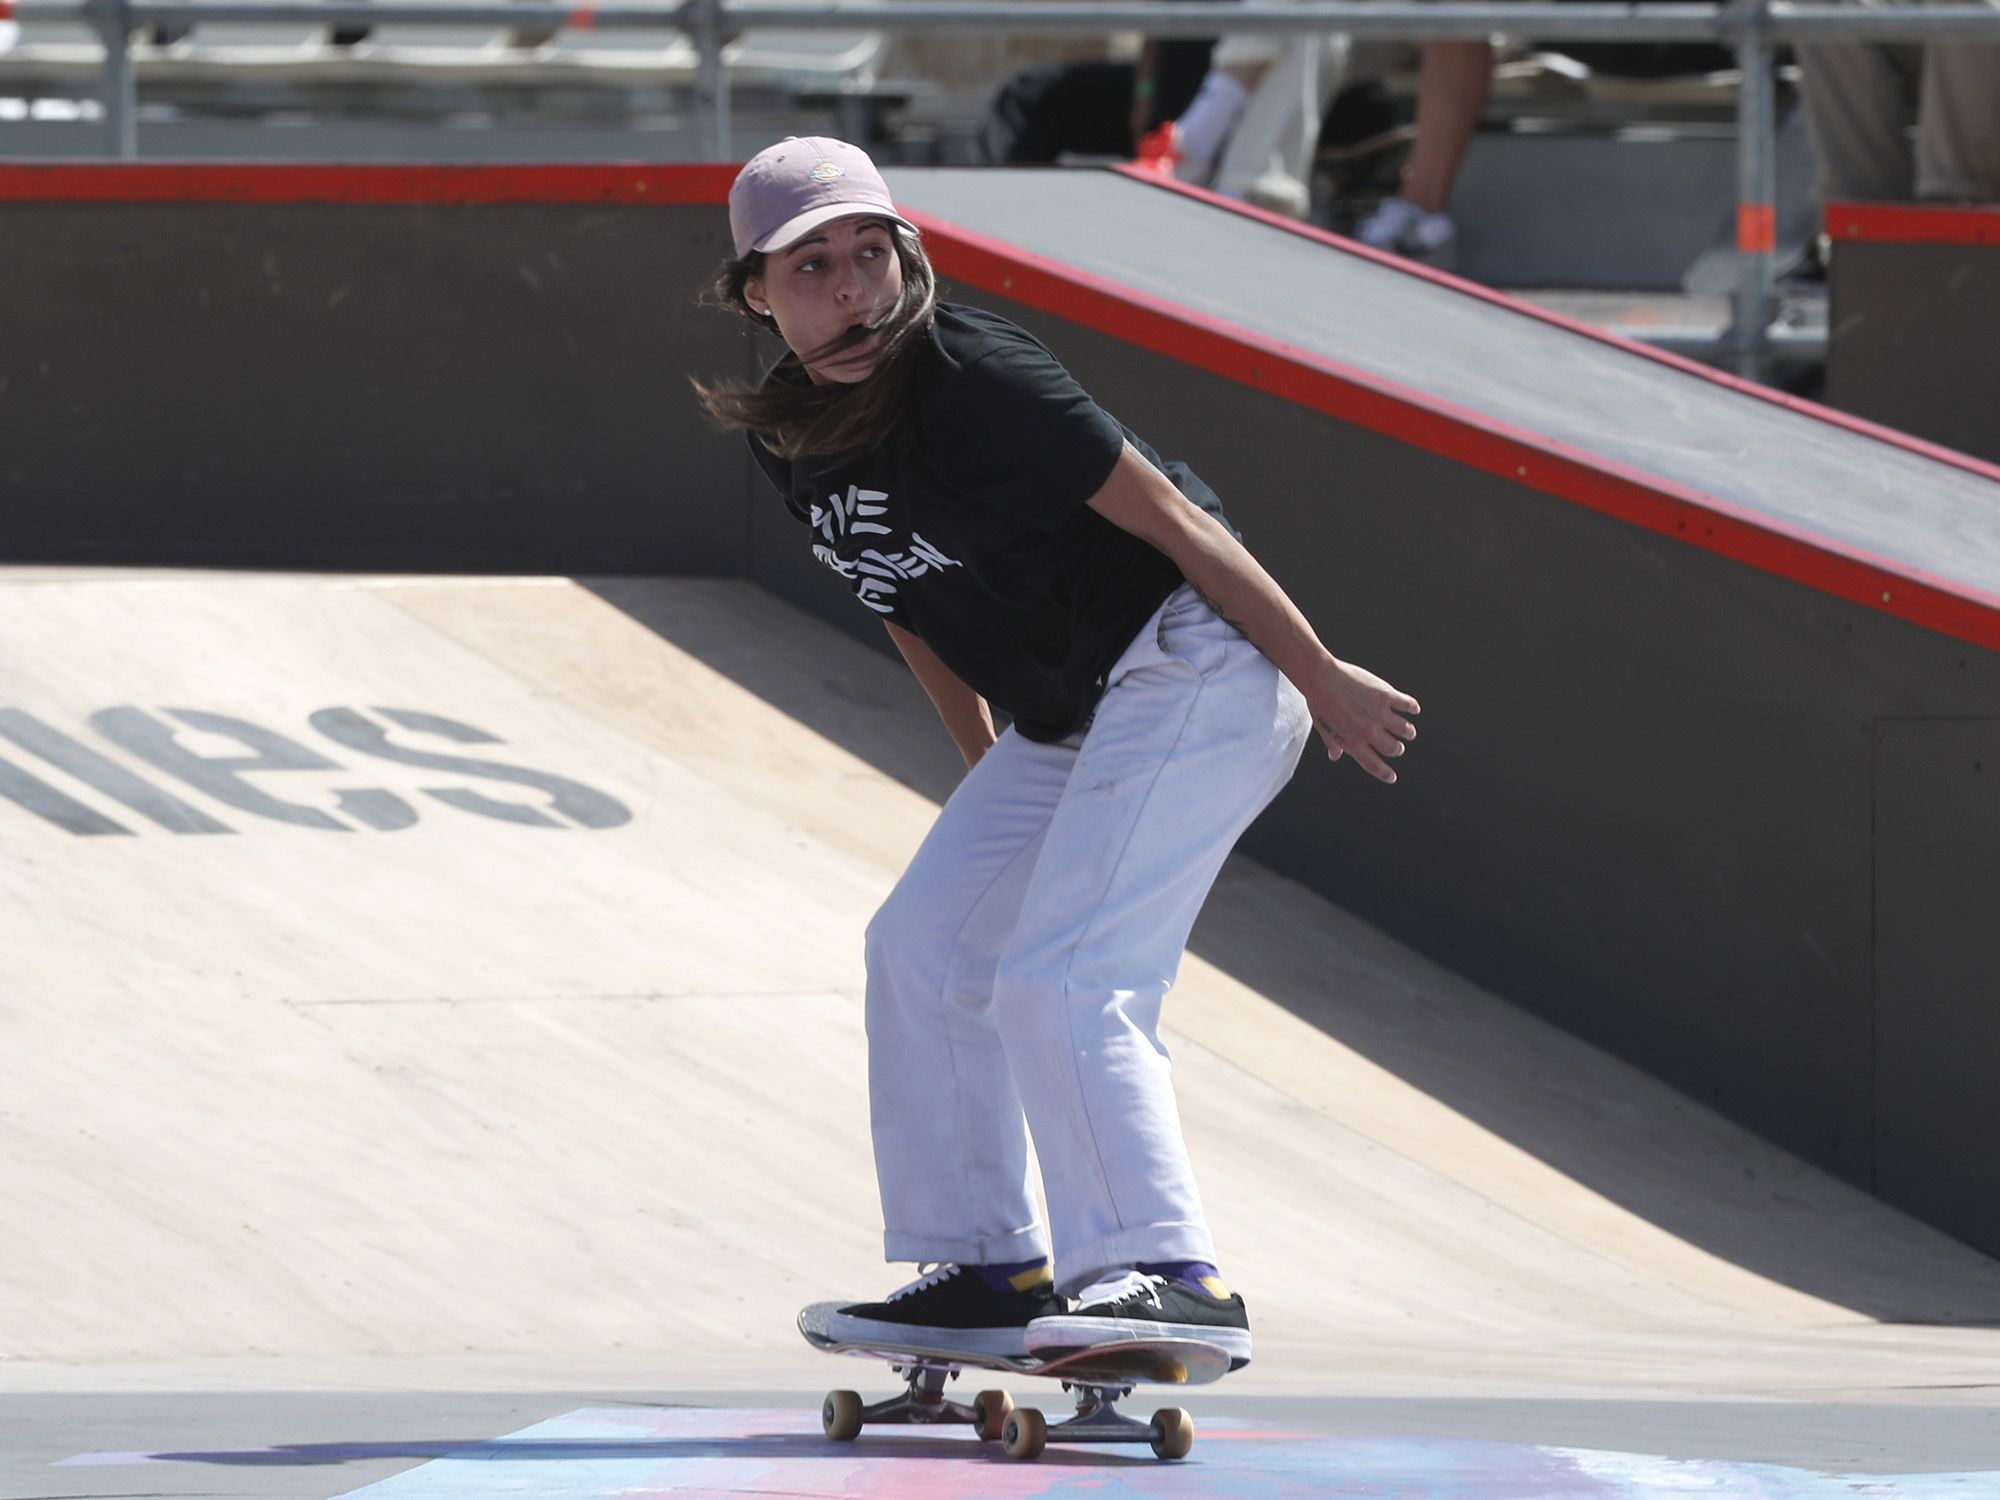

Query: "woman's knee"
<box><xmin>865</xmin><ymin>879</ymin><xmax>983</xmax><ymax>1000</ymax></box>
<box><xmin>864</xmin><ymin>888</ymin><xmax>923</xmax><ymax>973</ymax></box>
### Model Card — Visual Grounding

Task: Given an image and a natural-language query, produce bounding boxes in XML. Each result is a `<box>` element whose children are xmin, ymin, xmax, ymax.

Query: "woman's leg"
<box><xmin>991</xmin><ymin>585</ymin><xmax>1313</xmax><ymax>1295</ymax></box>
<box><xmin>863</xmin><ymin>727</ymin><xmax>1075</xmax><ymax>1267</ymax></box>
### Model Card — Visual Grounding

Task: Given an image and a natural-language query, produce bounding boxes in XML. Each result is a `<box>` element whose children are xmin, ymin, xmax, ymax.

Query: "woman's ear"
<box><xmin>743</xmin><ymin>275</ymin><xmax>770</xmax><ymax>319</ymax></box>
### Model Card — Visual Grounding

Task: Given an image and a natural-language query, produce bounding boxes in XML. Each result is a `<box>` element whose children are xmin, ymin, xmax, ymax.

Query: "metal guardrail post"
<box><xmin>689</xmin><ymin>0</ymin><xmax>730</xmax><ymax>161</ymax></box>
<box><xmin>1728</xmin><ymin>0</ymin><xmax>1776</xmax><ymax>381</ymax></box>
<box><xmin>92</xmin><ymin>0</ymin><xmax>138</xmax><ymax>156</ymax></box>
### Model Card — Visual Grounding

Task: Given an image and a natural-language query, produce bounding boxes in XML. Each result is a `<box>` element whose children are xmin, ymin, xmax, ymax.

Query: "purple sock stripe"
<box><xmin>1136</xmin><ymin>1259</ymin><xmax>1222</xmax><ymax>1293</ymax></box>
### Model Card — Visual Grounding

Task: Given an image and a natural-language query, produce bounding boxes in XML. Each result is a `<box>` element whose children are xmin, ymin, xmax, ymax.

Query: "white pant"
<box><xmin>1209</xmin><ymin>30</ymin><xmax>1347</xmax><ymax>204</ymax></box>
<box><xmin>1204</xmin><ymin>27</ymin><xmax>1428</xmax><ymax>207</ymax></box>
<box><xmin>864</xmin><ymin>584</ymin><xmax>1313</xmax><ymax>1296</ymax></box>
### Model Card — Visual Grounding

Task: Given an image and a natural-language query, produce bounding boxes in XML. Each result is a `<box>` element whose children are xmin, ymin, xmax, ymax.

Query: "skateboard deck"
<box><xmin>798</xmin><ymin>1299</ymin><xmax>1232</xmax><ymax>1459</ymax></box>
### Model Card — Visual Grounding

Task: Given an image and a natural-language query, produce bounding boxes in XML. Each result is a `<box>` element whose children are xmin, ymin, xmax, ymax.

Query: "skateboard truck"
<box><xmin>819</xmin><ymin>1358</ymin><xmax>1193</xmax><ymax>1460</ymax></box>
<box><xmin>821</xmin><ymin>1360</ymin><xmax>1014</xmax><ymax>1443</ymax></box>
<box><xmin>1018</xmin><ymin>1375</ymin><xmax>1194</xmax><ymax>1461</ymax></box>
<box><xmin>800</xmin><ymin>1301</ymin><xmax>1215</xmax><ymax>1460</ymax></box>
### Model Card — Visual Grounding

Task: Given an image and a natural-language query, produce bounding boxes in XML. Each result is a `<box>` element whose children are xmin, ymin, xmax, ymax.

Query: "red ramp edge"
<box><xmin>1114</xmin><ymin>166</ymin><xmax>2000</xmax><ymax>490</ymax></box>
<box><xmin>4</xmin><ymin>162</ymin><xmax>1996</xmax><ymax>654</ymax></box>
<box><xmin>1828</xmin><ymin>201</ymin><xmax>2000</xmax><ymax>247</ymax></box>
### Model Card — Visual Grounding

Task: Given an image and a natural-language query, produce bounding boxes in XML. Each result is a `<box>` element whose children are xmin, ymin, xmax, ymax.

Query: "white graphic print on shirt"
<box><xmin>810</xmin><ymin>483</ymin><xmax>962</xmax><ymax>616</ymax></box>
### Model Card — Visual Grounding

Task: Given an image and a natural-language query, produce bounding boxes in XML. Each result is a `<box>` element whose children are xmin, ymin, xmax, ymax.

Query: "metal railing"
<box><xmin>13</xmin><ymin>0</ymin><xmax>2000</xmax><ymax>376</ymax></box>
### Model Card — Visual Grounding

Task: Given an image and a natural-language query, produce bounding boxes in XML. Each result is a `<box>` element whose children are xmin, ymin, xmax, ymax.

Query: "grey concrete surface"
<box><xmin>9</xmin><ymin>1388</ymin><xmax>2000</xmax><ymax>1498</ymax></box>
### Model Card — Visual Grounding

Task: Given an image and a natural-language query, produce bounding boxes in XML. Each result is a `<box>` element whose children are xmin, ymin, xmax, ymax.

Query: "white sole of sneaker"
<box><xmin>1022</xmin><ymin>1314</ymin><xmax>1252</xmax><ymax>1364</ymax></box>
<box><xmin>823</xmin><ymin>1311</ymin><xmax>1029</xmax><ymax>1359</ymax></box>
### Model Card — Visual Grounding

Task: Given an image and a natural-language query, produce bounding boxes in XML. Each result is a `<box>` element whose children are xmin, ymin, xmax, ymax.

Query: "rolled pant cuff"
<box><xmin>883</xmin><ymin>1224</ymin><xmax>1051</xmax><ymax>1266</ymax></box>
<box><xmin>1057</xmin><ymin>1223</ymin><xmax>1217</xmax><ymax>1297</ymax></box>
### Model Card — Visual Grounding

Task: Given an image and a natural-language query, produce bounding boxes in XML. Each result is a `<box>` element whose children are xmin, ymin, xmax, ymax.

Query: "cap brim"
<box><xmin>751</xmin><ymin>202</ymin><xmax>919</xmax><ymax>255</ymax></box>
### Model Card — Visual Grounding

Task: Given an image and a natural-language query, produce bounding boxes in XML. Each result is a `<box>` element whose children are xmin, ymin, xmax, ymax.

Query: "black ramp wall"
<box><xmin>0</xmin><ymin>167</ymin><xmax>754</xmax><ymax>573</ymax></box>
<box><xmin>1826</xmin><ymin>206</ymin><xmax>2000</xmax><ymax>466</ymax></box>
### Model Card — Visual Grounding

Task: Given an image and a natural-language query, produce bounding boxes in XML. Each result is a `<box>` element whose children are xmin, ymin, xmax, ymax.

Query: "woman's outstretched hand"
<box><xmin>1304</xmin><ymin>657</ymin><xmax>1421</xmax><ymax>783</ymax></box>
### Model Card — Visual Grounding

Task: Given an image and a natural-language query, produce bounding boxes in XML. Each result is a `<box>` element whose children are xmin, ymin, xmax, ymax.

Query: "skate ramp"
<box><xmin>10</xmin><ymin>165</ymin><xmax>2000</xmax><ymax>1260</ymax></box>
<box><xmin>5</xmin><ymin>567</ymin><xmax>2000</xmax><ymax>1399</ymax></box>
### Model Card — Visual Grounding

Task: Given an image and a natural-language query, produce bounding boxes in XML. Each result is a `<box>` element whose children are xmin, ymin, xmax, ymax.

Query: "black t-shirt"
<box><xmin>748</xmin><ymin>303</ymin><xmax>1235</xmax><ymax>743</ymax></box>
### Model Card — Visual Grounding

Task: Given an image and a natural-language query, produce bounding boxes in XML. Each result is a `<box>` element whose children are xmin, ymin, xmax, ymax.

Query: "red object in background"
<box><xmin>1737</xmin><ymin>202</ymin><xmax>1777</xmax><ymax>254</ymax></box>
<box><xmin>1131</xmin><ymin>122</ymin><xmax>1182</xmax><ymax>178</ymax></box>
<box><xmin>1827</xmin><ymin>201</ymin><xmax>2000</xmax><ymax>248</ymax></box>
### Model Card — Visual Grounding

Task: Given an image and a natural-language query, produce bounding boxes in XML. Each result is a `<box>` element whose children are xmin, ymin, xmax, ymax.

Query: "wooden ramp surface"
<box><xmin>3</xmin><ymin>569</ymin><xmax>1999</xmax><ymax>1400</ymax></box>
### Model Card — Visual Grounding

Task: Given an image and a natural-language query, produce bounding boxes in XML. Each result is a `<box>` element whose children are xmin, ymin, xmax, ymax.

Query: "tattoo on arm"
<box><xmin>1193</xmin><ymin>585</ymin><xmax>1252</xmax><ymax>639</ymax></box>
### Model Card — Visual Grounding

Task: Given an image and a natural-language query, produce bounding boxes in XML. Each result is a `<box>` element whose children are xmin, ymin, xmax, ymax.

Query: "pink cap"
<box><xmin>728</xmin><ymin>136</ymin><xmax>917</xmax><ymax>258</ymax></box>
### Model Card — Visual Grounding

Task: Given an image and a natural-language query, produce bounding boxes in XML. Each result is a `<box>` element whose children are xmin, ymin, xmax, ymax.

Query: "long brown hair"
<box><xmin>691</xmin><ymin>222</ymin><xmax>938</xmax><ymax>462</ymax></box>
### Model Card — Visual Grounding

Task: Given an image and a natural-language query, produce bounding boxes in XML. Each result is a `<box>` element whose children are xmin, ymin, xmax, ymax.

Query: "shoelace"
<box><xmin>886</xmin><ymin>1262</ymin><xmax>960</xmax><ymax>1302</ymax></box>
<box><xmin>1077</xmin><ymin>1271</ymin><xmax>1167</xmax><ymax>1311</ymax></box>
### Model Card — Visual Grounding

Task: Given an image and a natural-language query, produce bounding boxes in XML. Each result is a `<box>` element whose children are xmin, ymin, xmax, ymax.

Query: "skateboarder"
<box><xmin>696</xmin><ymin>136</ymin><xmax>1419</xmax><ymax>1367</ymax></box>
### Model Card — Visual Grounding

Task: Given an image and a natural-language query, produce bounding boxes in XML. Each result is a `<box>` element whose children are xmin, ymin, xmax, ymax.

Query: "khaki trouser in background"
<box><xmin>1799</xmin><ymin>0</ymin><xmax>2000</xmax><ymax>202</ymax></box>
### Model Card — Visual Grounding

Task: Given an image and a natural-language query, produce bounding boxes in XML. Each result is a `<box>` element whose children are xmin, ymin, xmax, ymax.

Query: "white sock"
<box><xmin>1175</xmin><ymin>71</ymin><xmax>1250</xmax><ymax>177</ymax></box>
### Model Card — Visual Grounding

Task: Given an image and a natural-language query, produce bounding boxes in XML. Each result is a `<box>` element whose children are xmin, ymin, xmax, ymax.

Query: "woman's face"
<box><xmin>744</xmin><ymin>215</ymin><xmax>905</xmax><ymax>385</ymax></box>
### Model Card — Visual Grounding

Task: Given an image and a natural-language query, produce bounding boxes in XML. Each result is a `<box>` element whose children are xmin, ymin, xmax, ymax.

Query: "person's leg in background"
<box><xmin>1207</xmin><ymin>33</ymin><xmax>1348</xmax><ymax>214</ymax></box>
<box><xmin>1354</xmin><ymin>39</ymin><xmax>1493</xmax><ymax>265</ymax></box>
<box><xmin>1169</xmin><ymin>31</ymin><xmax>1287</xmax><ymax>186</ymax></box>
<box><xmin>1799</xmin><ymin>0</ymin><xmax>1922</xmax><ymax>205</ymax></box>
<box><xmin>1914</xmin><ymin>29</ymin><xmax>2000</xmax><ymax>201</ymax></box>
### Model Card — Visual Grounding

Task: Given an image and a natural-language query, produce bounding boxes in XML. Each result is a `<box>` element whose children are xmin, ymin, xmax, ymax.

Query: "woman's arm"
<box><xmin>884</xmin><ymin>619</ymin><xmax>1000</xmax><ymax>770</ymax></box>
<box><xmin>1086</xmin><ymin>443</ymin><xmax>1421</xmax><ymax>783</ymax></box>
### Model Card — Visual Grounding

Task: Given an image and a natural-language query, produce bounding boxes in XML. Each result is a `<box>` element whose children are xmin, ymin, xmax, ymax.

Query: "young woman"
<box><xmin>697</xmin><ymin>136</ymin><xmax>1419</xmax><ymax>1367</ymax></box>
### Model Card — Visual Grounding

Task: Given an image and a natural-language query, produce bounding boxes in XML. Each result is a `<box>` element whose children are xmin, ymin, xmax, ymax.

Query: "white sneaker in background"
<box><xmin>1245</xmin><ymin>169</ymin><xmax>1311</xmax><ymax>219</ymax></box>
<box><xmin>1355</xmin><ymin>195</ymin><xmax>1458</xmax><ymax>269</ymax></box>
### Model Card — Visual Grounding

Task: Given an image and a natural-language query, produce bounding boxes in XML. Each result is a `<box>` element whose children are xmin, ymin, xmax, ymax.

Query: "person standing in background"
<box><xmin>1799</xmin><ymin>0</ymin><xmax>2000</xmax><ymax>205</ymax></box>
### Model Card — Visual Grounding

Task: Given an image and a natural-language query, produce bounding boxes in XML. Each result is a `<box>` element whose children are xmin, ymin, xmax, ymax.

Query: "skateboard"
<box><xmin>797</xmin><ymin>1299</ymin><xmax>1231</xmax><ymax>1460</ymax></box>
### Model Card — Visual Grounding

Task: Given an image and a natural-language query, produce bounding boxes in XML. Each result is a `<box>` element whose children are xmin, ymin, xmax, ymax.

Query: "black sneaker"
<box><xmin>1024</xmin><ymin>1270</ymin><xmax>1252</xmax><ymax>1367</ymax></box>
<box><xmin>825</xmin><ymin>1263</ymin><xmax>1060</xmax><ymax>1358</ymax></box>
<box><xmin>1775</xmin><ymin>233</ymin><xmax>1830</xmax><ymax>300</ymax></box>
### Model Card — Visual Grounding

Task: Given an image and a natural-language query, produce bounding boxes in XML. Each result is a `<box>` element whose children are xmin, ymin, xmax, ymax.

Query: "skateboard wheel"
<box><xmin>1001</xmin><ymin>1406</ymin><xmax>1047</xmax><ymax>1460</ymax></box>
<box><xmin>973</xmin><ymin>1388</ymin><xmax>1013</xmax><ymax>1441</ymax></box>
<box><xmin>1150</xmin><ymin>1407</ymin><xmax>1193</xmax><ymax>1460</ymax></box>
<box><xmin>822</xmin><ymin>1389</ymin><xmax>864</xmax><ymax>1442</ymax></box>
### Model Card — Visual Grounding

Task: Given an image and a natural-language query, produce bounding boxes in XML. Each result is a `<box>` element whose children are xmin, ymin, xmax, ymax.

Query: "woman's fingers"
<box><xmin>1317</xmin><ymin>676</ymin><xmax>1420</xmax><ymax>782</ymax></box>
<box><xmin>1321</xmin><ymin>727</ymin><xmax>1397</xmax><ymax>781</ymax></box>
<box><xmin>1354</xmin><ymin>745</ymin><xmax>1398</xmax><ymax>783</ymax></box>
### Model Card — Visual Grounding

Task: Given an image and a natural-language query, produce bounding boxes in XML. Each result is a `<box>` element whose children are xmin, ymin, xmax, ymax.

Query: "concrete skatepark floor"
<box><xmin>4</xmin><ymin>569</ymin><xmax>2000</xmax><ymax>1497</ymax></box>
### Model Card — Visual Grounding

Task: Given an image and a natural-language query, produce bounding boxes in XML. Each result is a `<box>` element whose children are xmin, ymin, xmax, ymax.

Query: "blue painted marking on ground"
<box><xmin>308</xmin><ymin>1405</ymin><xmax>2000</xmax><ymax>1498</ymax></box>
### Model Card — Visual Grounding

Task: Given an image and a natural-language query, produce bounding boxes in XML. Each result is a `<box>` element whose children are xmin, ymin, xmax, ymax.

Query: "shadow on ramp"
<box><xmin>579</xmin><ymin>575</ymin><xmax>2000</xmax><ymax>1331</ymax></box>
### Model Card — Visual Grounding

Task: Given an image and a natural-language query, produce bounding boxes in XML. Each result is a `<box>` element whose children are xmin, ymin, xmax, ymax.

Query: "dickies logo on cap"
<box><xmin>729</xmin><ymin>136</ymin><xmax>918</xmax><ymax>259</ymax></box>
